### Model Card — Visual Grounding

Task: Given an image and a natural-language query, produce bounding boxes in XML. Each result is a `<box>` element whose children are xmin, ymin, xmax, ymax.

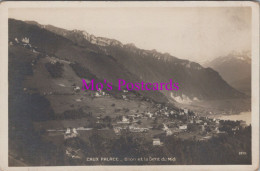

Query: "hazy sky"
<box><xmin>9</xmin><ymin>7</ymin><xmax>251</xmax><ymax>63</ymax></box>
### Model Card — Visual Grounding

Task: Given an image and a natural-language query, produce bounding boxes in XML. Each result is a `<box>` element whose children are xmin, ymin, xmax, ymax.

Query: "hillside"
<box><xmin>20</xmin><ymin>19</ymin><xmax>246</xmax><ymax>103</ymax></box>
<box><xmin>10</xmin><ymin>19</ymin><xmax>170</xmax><ymax>103</ymax></box>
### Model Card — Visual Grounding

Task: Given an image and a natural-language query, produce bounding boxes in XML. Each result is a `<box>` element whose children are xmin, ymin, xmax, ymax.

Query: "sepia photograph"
<box><xmin>0</xmin><ymin>1</ymin><xmax>259</xmax><ymax>171</ymax></box>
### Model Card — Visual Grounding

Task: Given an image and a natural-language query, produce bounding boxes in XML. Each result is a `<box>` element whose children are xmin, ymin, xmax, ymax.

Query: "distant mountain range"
<box><xmin>9</xmin><ymin>19</ymin><xmax>246</xmax><ymax>104</ymax></box>
<box><xmin>205</xmin><ymin>51</ymin><xmax>251</xmax><ymax>96</ymax></box>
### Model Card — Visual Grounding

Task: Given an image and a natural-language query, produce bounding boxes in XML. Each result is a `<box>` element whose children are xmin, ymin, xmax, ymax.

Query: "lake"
<box><xmin>216</xmin><ymin>112</ymin><xmax>251</xmax><ymax>125</ymax></box>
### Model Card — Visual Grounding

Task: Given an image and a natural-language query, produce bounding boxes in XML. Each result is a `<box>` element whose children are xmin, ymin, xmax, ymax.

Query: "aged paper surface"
<box><xmin>0</xmin><ymin>1</ymin><xmax>259</xmax><ymax>171</ymax></box>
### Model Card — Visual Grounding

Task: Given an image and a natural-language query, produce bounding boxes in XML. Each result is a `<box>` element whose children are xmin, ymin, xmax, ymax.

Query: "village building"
<box><xmin>64</xmin><ymin>128</ymin><xmax>78</xmax><ymax>139</ymax></box>
<box><xmin>162</xmin><ymin>124</ymin><xmax>169</xmax><ymax>131</ymax></box>
<box><xmin>153</xmin><ymin>138</ymin><xmax>162</xmax><ymax>146</ymax></box>
<box><xmin>129</xmin><ymin>125</ymin><xmax>149</xmax><ymax>133</ymax></box>
<box><xmin>50</xmin><ymin>59</ymin><xmax>57</xmax><ymax>64</ymax></box>
<box><xmin>94</xmin><ymin>89</ymin><xmax>106</xmax><ymax>97</ymax></box>
<box><xmin>117</xmin><ymin>116</ymin><xmax>130</xmax><ymax>124</ymax></box>
<box><xmin>122</xmin><ymin>116</ymin><xmax>128</xmax><ymax>122</ymax></box>
<box><xmin>164</xmin><ymin>111</ymin><xmax>169</xmax><ymax>117</ymax></box>
<box><xmin>232</xmin><ymin>126</ymin><xmax>240</xmax><ymax>131</ymax></box>
<box><xmin>196</xmin><ymin>120</ymin><xmax>202</xmax><ymax>124</ymax></box>
<box><xmin>74</xmin><ymin>86</ymin><xmax>80</xmax><ymax>91</ymax></box>
<box><xmin>240</xmin><ymin>121</ymin><xmax>247</xmax><ymax>128</ymax></box>
<box><xmin>15</xmin><ymin>38</ymin><xmax>19</xmax><ymax>43</ymax></box>
<box><xmin>179</xmin><ymin>125</ymin><xmax>187</xmax><ymax>130</ymax></box>
<box><xmin>95</xmin><ymin>92</ymin><xmax>101</xmax><ymax>97</ymax></box>
<box><xmin>201</xmin><ymin>125</ymin><xmax>205</xmax><ymax>132</ymax></box>
<box><xmin>215</xmin><ymin>127</ymin><xmax>219</xmax><ymax>133</ymax></box>
<box><xmin>146</xmin><ymin>112</ymin><xmax>153</xmax><ymax>118</ymax></box>
<box><xmin>166</xmin><ymin>129</ymin><xmax>173</xmax><ymax>136</ymax></box>
<box><xmin>179</xmin><ymin>112</ymin><xmax>185</xmax><ymax>115</ymax></box>
<box><xmin>32</xmin><ymin>49</ymin><xmax>39</xmax><ymax>53</ymax></box>
<box><xmin>21</xmin><ymin>37</ymin><xmax>30</xmax><ymax>44</ymax></box>
<box><xmin>122</xmin><ymin>95</ymin><xmax>127</xmax><ymax>100</ymax></box>
<box><xmin>113</xmin><ymin>127</ymin><xmax>122</xmax><ymax>134</ymax></box>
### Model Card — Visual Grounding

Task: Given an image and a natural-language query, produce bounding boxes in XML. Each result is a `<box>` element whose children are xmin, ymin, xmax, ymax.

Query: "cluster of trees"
<box><xmin>45</xmin><ymin>62</ymin><xmax>64</xmax><ymax>78</ymax></box>
<box><xmin>219</xmin><ymin>120</ymin><xmax>241</xmax><ymax>134</ymax></box>
<box><xmin>93</xmin><ymin>116</ymin><xmax>113</xmax><ymax>129</ymax></box>
<box><xmin>70</xmin><ymin>62</ymin><xmax>96</xmax><ymax>80</ymax></box>
<box><xmin>52</xmin><ymin>108</ymin><xmax>92</xmax><ymax>120</ymax></box>
<box><xmin>61</xmin><ymin>125</ymin><xmax>251</xmax><ymax>165</ymax></box>
<box><xmin>163</xmin><ymin>126</ymin><xmax>251</xmax><ymax>164</ymax></box>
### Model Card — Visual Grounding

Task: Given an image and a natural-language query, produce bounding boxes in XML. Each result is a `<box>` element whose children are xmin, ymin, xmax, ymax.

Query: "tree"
<box><xmin>89</xmin><ymin>130</ymin><xmax>105</xmax><ymax>155</ymax></box>
<box><xmin>137</xmin><ymin>120</ymin><xmax>142</xmax><ymax>125</ymax></box>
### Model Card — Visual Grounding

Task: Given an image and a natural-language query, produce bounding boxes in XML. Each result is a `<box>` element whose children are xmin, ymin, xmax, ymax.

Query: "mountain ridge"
<box><xmin>205</xmin><ymin>52</ymin><xmax>251</xmax><ymax>96</ymax></box>
<box><xmin>9</xmin><ymin>18</ymin><xmax>246</xmax><ymax>103</ymax></box>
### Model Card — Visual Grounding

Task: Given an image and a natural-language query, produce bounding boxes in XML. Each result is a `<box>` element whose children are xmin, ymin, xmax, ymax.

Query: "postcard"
<box><xmin>0</xmin><ymin>1</ymin><xmax>259</xmax><ymax>171</ymax></box>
